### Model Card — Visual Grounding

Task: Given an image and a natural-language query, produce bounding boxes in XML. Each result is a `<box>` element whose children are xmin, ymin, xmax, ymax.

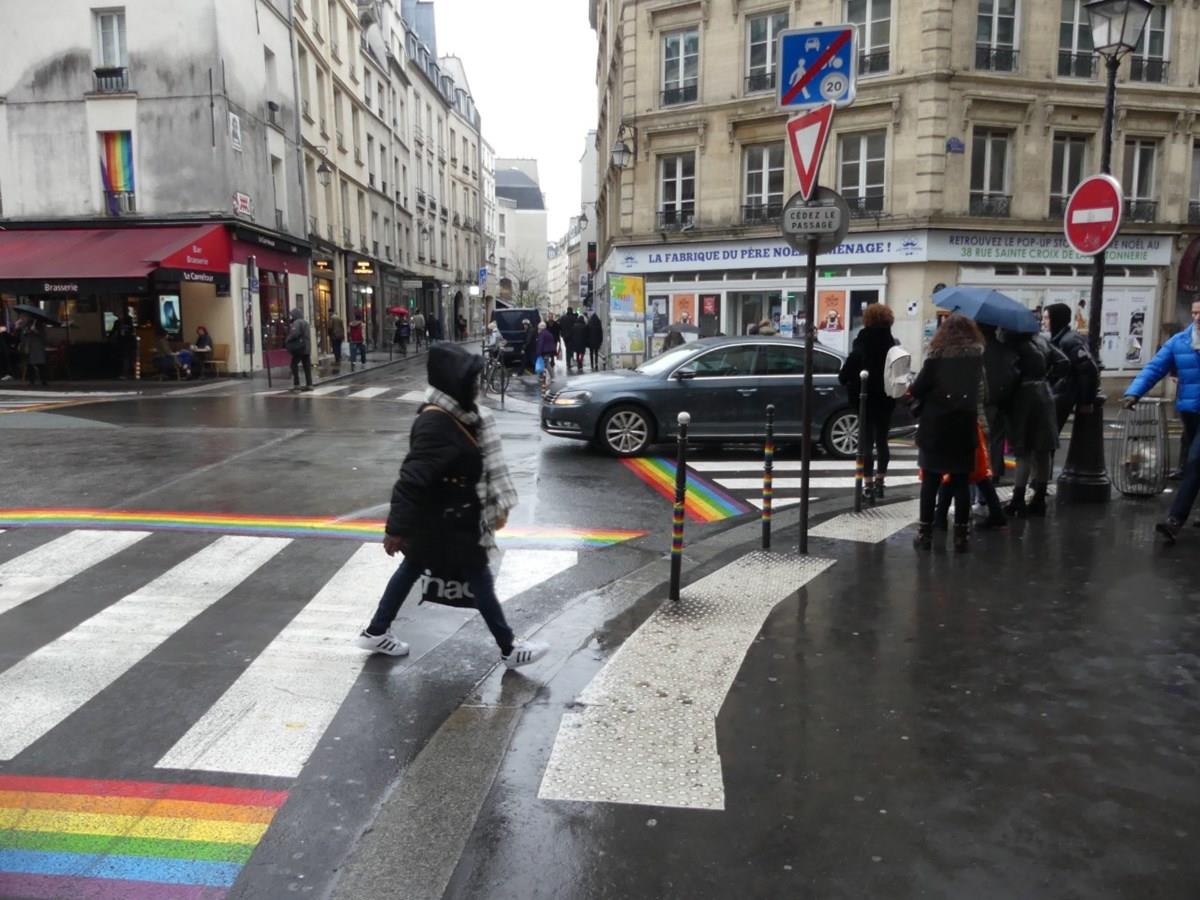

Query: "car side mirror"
<box><xmin>674</xmin><ymin>369</ymin><xmax>697</xmax><ymax>381</ymax></box>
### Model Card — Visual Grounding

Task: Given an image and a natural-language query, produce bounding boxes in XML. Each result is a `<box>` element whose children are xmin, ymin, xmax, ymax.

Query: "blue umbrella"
<box><xmin>932</xmin><ymin>286</ymin><xmax>1040</xmax><ymax>334</ymax></box>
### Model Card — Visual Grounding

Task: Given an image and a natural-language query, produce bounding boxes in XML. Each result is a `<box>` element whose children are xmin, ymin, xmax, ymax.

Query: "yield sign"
<box><xmin>1064</xmin><ymin>174</ymin><xmax>1123</xmax><ymax>256</ymax></box>
<box><xmin>786</xmin><ymin>104</ymin><xmax>834</xmax><ymax>201</ymax></box>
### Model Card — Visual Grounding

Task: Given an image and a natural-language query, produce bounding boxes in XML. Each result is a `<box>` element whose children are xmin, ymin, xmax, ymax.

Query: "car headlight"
<box><xmin>552</xmin><ymin>390</ymin><xmax>592</xmax><ymax>407</ymax></box>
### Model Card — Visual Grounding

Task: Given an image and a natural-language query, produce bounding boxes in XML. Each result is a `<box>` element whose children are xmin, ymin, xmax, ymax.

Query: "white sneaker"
<box><xmin>354</xmin><ymin>630</ymin><xmax>410</xmax><ymax>656</ymax></box>
<box><xmin>502</xmin><ymin>639</ymin><xmax>549</xmax><ymax>669</ymax></box>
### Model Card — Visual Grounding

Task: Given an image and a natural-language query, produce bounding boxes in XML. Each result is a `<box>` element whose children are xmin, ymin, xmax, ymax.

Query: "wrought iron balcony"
<box><xmin>1190</xmin><ymin>201</ymin><xmax>1200</xmax><ymax>225</ymax></box>
<box><xmin>858</xmin><ymin>50</ymin><xmax>890</xmax><ymax>76</ymax></box>
<box><xmin>660</xmin><ymin>82</ymin><xmax>698</xmax><ymax>107</ymax></box>
<box><xmin>744</xmin><ymin>71</ymin><xmax>774</xmax><ymax>94</ymax></box>
<box><xmin>93</xmin><ymin>66</ymin><xmax>129</xmax><ymax>93</ymax></box>
<box><xmin>1057</xmin><ymin>50</ymin><xmax>1096</xmax><ymax>79</ymax></box>
<box><xmin>969</xmin><ymin>193</ymin><xmax>1011</xmax><ymax>217</ymax></box>
<box><xmin>103</xmin><ymin>191</ymin><xmax>136</xmax><ymax>216</ymax></box>
<box><xmin>1124</xmin><ymin>199</ymin><xmax>1157</xmax><ymax>222</ymax></box>
<box><xmin>741</xmin><ymin>202</ymin><xmax>782</xmax><ymax>225</ymax></box>
<box><xmin>1129</xmin><ymin>57</ymin><xmax>1168</xmax><ymax>83</ymax></box>
<box><xmin>975</xmin><ymin>45</ymin><xmax>1018</xmax><ymax>72</ymax></box>
<box><xmin>656</xmin><ymin>206</ymin><xmax>695</xmax><ymax>230</ymax></box>
<box><xmin>846</xmin><ymin>193</ymin><xmax>885</xmax><ymax>218</ymax></box>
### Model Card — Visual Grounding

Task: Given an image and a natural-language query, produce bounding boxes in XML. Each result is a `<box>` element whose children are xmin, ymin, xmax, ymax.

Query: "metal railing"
<box><xmin>744</xmin><ymin>71</ymin><xmax>774</xmax><ymax>94</ymax></box>
<box><xmin>975</xmin><ymin>45</ymin><xmax>1018</xmax><ymax>72</ymax></box>
<box><xmin>741</xmin><ymin>202</ymin><xmax>782</xmax><ymax>224</ymax></box>
<box><xmin>1190</xmin><ymin>201</ymin><xmax>1200</xmax><ymax>225</ymax></box>
<box><xmin>1129</xmin><ymin>57</ymin><xmax>1168</xmax><ymax>83</ymax></box>
<box><xmin>846</xmin><ymin>193</ymin><xmax>885</xmax><ymax>218</ymax></box>
<box><xmin>1124</xmin><ymin>199</ymin><xmax>1157</xmax><ymax>222</ymax></box>
<box><xmin>656</xmin><ymin>206</ymin><xmax>695</xmax><ymax>229</ymax></box>
<box><xmin>103</xmin><ymin>191</ymin><xmax>136</xmax><ymax>215</ymax></box>
<box><xmin>93</xmin><ymin>66</ymin><xmax>129</xmax><ymax>93</ymax></box>
<box><xmin>969</xmin><ymin>193</ymin><xmax>1011</xmax><ymax>216</ymax></box>
<box><xmin>858</xmin><ymin>50</ymin><xmax>890</xmax><ymax>76</ymax></box>
<box><xmin>661</xmin><ymin>83</ymin><xmax>698</xmax><ymax>106</ymax></box>
<box><xmin>1057</xmin><ymin>50</ymin><xmax>1096</xmax><ymax>78</ymax></box>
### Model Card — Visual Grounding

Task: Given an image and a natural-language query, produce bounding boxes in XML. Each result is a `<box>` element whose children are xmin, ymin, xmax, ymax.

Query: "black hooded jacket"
<box><xmin>386</xmin><ymin>344</ymin><xmax>487</xmax><ymax>571</ymax></box>
<box><xmin>1045</xmin><ymin>303</ymin><xmax>1099</xmax><ymax>409</ymax></box>
<box><xmin>839</xmin><ymin>325</ymin><xmax>896</xmax><ymax>407</ymax></box>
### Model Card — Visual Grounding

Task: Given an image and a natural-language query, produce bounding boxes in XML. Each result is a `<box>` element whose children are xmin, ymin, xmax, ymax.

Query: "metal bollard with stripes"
<box><xmin>669</xmin><ymin>411</ymin><xmax>690</xmax><ymax>602</ymax></box>
<box><xmin>854</xmin><ymin>369</ymin><xmax>869</xmax><ymax>512</ymax></box>
<box><xmin>762</xmin><ymin>404</ymin><xmax>775</xmax><ymax>549</ymax></box>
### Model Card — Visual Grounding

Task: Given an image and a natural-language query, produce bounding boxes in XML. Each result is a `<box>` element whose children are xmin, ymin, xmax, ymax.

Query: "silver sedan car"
<box><xmin>541</xmin><ymin>336</ymin><xmax>885</xmax><ymax>457</ymax></box>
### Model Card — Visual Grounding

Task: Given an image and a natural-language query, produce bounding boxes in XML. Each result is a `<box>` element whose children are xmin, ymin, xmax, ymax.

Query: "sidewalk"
<box><xmin>334</xmin><ymin>491</ymin><xmax>1198</xmax><ymax>900</ymax></box>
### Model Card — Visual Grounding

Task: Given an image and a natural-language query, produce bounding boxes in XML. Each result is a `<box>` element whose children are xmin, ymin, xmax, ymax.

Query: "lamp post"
<box><xmin>1057</xmin><ymin>0</ymin><xmax>1153</xmax><ymax>503</ymax></box>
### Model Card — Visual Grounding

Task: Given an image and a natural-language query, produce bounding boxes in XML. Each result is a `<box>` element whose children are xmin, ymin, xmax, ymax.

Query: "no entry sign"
<box><xmin>1064</xmin><ymin>174</ymin><xmax>1123</xmax><ymax>256</ymax></box>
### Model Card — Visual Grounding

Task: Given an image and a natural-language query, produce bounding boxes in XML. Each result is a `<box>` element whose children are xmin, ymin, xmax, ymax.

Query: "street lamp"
<box><xmin>610</xmin><ymin>124</ymin><xmax>636</xmax><ymax>169</ymax></box>
<box><xmin>316</xmin><ymin>150</ymin><xmax>333</xmax><ymax>188</ymax></box>
<box><xmin>1057</xmin><ymin>0</ymin><xmax>1152</xmax><ymax>502</ymax></box>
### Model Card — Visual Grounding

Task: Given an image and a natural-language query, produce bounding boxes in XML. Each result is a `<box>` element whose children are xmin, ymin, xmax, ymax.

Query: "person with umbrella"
<box><xmin>15</xmin><ymin>313</ymin><xmax>49</xmax><ymax>386</ymax></box>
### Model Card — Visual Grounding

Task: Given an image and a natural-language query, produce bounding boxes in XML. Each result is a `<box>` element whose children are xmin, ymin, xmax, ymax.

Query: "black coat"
<box><xmin>911</xmin><ymin>348</ymin><xmax>984</xmax><ymax>475</ymax></box>
<box><xmin>386</xmin><ymin>345</ymin><xmax>487</xmax><ymax>574</ymax></box>
<box><xmin>569</xmin><ymin>320</ymin><xmax>588</xmax><ymax>354</ymax></box>
<box><xmin>586</xmin><ymin>314</ymin><xmax>604</xmax><ymax>351</ymax></box>
<box><xmin>1050</xmin><ymin>328</ymin><xmax>1099</xmax><ymax>415</ymax></box>
<box><xmin>1006</xmin><ymin>335</ymin><xmax>1062</xmax><ymax>455</ymax></box>
<box><xmin>839</xmin><ymin>325</ymin><xmax>895</xmax><ymax>404</ymax></box>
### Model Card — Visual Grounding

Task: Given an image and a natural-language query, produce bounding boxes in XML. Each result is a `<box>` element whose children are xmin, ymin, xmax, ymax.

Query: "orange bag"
<box><xmin>969</xmin><ymin>422</ymin><xmax>991</xmax><ymax>484</ymax></box>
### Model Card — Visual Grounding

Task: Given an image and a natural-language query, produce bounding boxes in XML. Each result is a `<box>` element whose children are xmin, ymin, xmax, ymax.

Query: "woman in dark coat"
<box><xmin>569</xmin><ymin>315</ymin><xmax>588</xmax><ymax>372</ymax></box>
<box><xmin>1003</xmin><ymin>329</ymin><xmax>1063</xmax><ymax>517</ymax></box>
<box><xmin>839</xmin><ymin>303</ymin><xmax>898</xmax><ymax>501</ymax></box>
<box><xmin>911</xmin><ymin>313</ymin><xmax>985</xmax><ymax>552</ymax></box>
<box><xmin>586</xmin><ymin>311</ymin><xmax>604</xmax><ymax>371</ymax></box>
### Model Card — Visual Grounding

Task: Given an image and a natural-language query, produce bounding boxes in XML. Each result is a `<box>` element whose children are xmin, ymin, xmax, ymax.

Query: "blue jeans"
<box><xmin>366</xmin><ymin>557</ymin><xmax>515</xmax><ymax>654</ymax></box>
<box><xmin>350</xmin><ymin>342</ymin><xmax>367</xmax><ymax>364</ymax></box>
<box><xmin>1168</xmin><ymin>413</ymin><xmax>1200</xmax><ymax>523</ymax></box>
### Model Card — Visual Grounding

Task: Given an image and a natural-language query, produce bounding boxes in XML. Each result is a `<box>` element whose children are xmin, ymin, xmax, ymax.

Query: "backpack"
<box><xmin>883</xmin><ymin>344</ymin><xmax>913</xmax><ymax>398</ymax></box>
<box><xmin>349</xmin><ymin>322</ymin><xmax>365</xmax><ymax>342</ymax></box>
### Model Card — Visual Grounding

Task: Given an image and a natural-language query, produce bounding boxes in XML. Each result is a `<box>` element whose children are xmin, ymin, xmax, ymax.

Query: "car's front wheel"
<box><xmin>599</xmin><ymin>404</ymin><xmax>654</xmax><ymax>457</ymax></box>
<box><xmin>822</xmin><ymin>408</ymin><xmax>859</xmax><ymax>460</ymax></box>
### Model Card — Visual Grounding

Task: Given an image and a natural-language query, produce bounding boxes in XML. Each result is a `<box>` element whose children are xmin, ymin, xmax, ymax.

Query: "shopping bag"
<box><xmin>419</xmin><ymin>570</ymin><xmax>477</xmax><ymax>609</ymax></box>
<box><xmin>969</xmin><ymin>422</ymin><xmax>991</xmax><ymax>484</ymax></box>
<box><xmin>535</xmin><ymin>355</ymin><xmax>545</xmax><ymax>375</ymax></box>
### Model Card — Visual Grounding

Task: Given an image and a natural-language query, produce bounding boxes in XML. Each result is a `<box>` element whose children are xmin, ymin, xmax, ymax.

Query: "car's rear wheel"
<box><xmin>599</xmin><ymin>405</ymin><xmax>654</xmax><ymax>457</ymax></box>
<box><xmin>822</xmin><ymin>408</ymin><xmax>859</xmax><ymax>460</ymax></box>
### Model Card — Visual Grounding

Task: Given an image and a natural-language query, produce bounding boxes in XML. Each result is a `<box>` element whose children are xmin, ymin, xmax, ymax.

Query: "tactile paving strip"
<box><xmin>538</xmin><ymin>551</ymin><xmax>834</xmax><ymax>811</ymax></box>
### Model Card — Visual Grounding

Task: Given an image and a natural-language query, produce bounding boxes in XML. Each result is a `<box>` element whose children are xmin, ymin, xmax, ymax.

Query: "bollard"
<box><xmin>854</xmin><ymin>369</ymin><xmax>869</xmax><ymax>512</ymax></box>
<box><xmin>669</xmin><ymin>411</ymin><xmax>690</xmax><ymax>602</ymax></box>
<box><xmin>762</xmin><ymin>404</ymin><xmax>775</xmax><ymax>549</ymax></box>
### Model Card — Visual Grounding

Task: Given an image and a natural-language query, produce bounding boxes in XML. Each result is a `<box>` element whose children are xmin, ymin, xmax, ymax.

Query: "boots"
<box><xmin>913</xmin><ymin>522</ymin><xmax>933</xmax><ymax>550</ymax></box>
<box><xmin>862</xmin><ymin>482</ymin><xmax>875</xmax><ymax>506</ymax></box>
<box><xmin>1026</xmin><ymin>483</ymin><xmax>1048</xmax><ymax>517</ymax></box>
<box><xmin>953</xmin><ymin>523</ymin><xmax>970</xmax><ymax>553</ymax></box>
<box><xmin>1004</xmin><ymin>489</ymin><xmax>1027</xmax><ymax>517</ymax></box>
<box><xmin>874</xmin><ymin>475</ymin><xmax>885</xmax><ymax>500</ymax></box>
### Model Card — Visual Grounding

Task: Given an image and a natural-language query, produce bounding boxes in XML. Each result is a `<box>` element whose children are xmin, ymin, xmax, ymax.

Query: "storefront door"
<box><xmin>314</xmin><ymin>278</ymin><xmax>332</xmax><ymax>355</ymax></box>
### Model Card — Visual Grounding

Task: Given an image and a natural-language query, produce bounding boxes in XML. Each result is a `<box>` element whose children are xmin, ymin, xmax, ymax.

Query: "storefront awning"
<box><xmin>0</xmin><ymin>225</ymin><xmax>230</xmax><ymax>294</ymax></box>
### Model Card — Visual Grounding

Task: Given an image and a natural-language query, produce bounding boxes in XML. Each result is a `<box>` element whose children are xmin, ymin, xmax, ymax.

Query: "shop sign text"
<box><xmin>929</xmin><ymin>231</ymin><xmax>1171</xmax><ymax>266</ymax></box>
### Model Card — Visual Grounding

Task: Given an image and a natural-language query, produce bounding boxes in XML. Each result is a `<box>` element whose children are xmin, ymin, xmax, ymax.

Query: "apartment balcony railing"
<box><xmin>741</xmin><ymin>202</ymin><xmax>781</xmax><ymax>225</ymax></box>
<box><xmin>1129</xmin><ymin>57</ymin><xmax>1168</xmax><ymax>83</ymax></box>
<box><xmin>1189</xmin><ymin>201</ymin><xmax>1200</xmax><ymax>225</ymax></box>
<box><xmin>744</xmin><ymin>71</ymin><xmax>774</xmax><ymax>94</ymax></box>
<box><xmin>858</xmin><ymin>50</ymin><xmax>890</xmax><ymax>76</ymax></box>
<box><xmin>414</xmin><ymin>124</ymin><xmax>423</xmax><ymax>144</ymax></box>
<box><xmin>969</xmin><ymin>193</ymin><xmax>1011</xmax><ymax>217</ymax></box>
<box><xmin>1057</xmin><ymin>50</ymin><xmax>1096</xmax><ymax>79</ymax></box>
<box><xmin>275</xmin><ymin>208</ymin><xmax>284</xmax><ymax>230</ymax></box>
<box><xmin>103</xmin><ymin>191</ymin><xmax>136</xmax><ymax>216</ymax></box>
<box><xmin>656</xmin><ymin>206</ymin><xmax>695</xmax><ymax>230</ymax></box>
<box><xmin>846</xmin><ymin>193</ymin><xmax>885</xmax><ymax>218</ymax></box>
<box><xmin>1124</xmin><ymin>199</ymin><xmax>1157</xmax><ymax>222</ymax></box>
<box><xmin>93</xmin><ymin>66</ymin><xmax>129</xmax><ymax>93</ymax></box>
<box><xmin>660</xmin><ymin>82</ymin><xmax>698</xmax><ymax>107</ymax></box>
<box><xmin>975</xmin><ymin>45</ymin><xmax>1018</xmax><ymax>72</ymax></box>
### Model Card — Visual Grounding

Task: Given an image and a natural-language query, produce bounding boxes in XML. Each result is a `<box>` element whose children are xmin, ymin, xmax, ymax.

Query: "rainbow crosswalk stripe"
<box><xmin>621</xmin><ymin>457</ymin><xmax>750</xmax><ymax>523</ymax></box>
<box><xmin>0</xmin><ymin>775</ymin><xmax>286</xmax><ymax>899</ymax></box>
<box><xmin>0</xmin><ymin>508</ymin><xmax>643</xmax><ymax>549</ymax></box>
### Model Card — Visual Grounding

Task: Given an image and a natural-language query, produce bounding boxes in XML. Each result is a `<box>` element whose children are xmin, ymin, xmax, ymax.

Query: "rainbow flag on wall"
<box><xmin>0</xmin><ymin>775</ymin><xmax>286</xmax><ymax>899</ymax></box>
<box><xmin>100</xmin><ymin>131</ymin><xmax>134</xmax><ymax>214</ymax></box>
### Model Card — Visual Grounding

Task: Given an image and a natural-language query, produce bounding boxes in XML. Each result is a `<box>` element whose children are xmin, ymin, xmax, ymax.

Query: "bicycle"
<box><xmin>480</xmin><ymin>347</ymin><xmax>511</xmax><ymax>397</ymax></box>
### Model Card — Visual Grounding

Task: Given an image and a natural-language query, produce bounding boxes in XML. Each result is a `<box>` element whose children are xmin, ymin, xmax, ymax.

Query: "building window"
<box><xmin>658</xmin><ymin>152</ymin><xmax>695</xmax><ymax>229</ymax></box>
<box><xmin>333</xmin><ymin>89</ymin><xmax>345</xmax><ymax>148</ymax></box>
<box><xmin>976</xmin><ymin>0</ymin><xmax>1018</xmax><ymax>72</ymax></box>
<box><xmin>742</xmin><ymin>144</ymin><xmax>784</xmax><ymax>223</ymax></box>
<box><xmin>847</xmin><ymin>0</ymin><xmax>890</xmax><ymax>75</ymax></box>
<box><xmin>99</xmin><ymin>131</ymin><xmax>135</xmax><ymax>215</ymax></box>
<box><xmin>1122</xmin><ymin>138</ymin><xmax>1157</xmax><ymax>222</ymax></box>
<box><xmin>1049</xmin><ymin>133</ymin><xmax>1087</xmax><ymax>216</ymax></box>
<box><xmin>316</xmin><ymin>69</ymin><xmax>328</xmax><ymax>134</ymax></box>
<box><xmin>1129</xmin><ymin>4</ymin><xmax>1168</xmax><ymax>83</ymax></box>
<box><xmin>1190</xmin><ymin>142</ymin><xmax>1200</xmax><ymax>224</ymax></box>
<box><xmin>970</xmin><ymin>128</ymin><xmax>1011</xmax><ymax>216</ymax></box>
<box><xmin>746</xmin><ymin>11</ymin><xmax>788</xmax><ymax>94</ymax></box>
<box><xmin>838</xmin><ymin>130</ymin><xmax>886</xmax><ymax>217</ymax></box>
<box><xmin>661</xmin><ymin>28</ymin><xmax>699</xmax><ymax>106</ymax></box>
<box><xmin>1057</xmin><ymin>0</ymin><xmax>1095</xmax><ymax>78</ymax></box>
<box><xmin>93</xmin><ymin>9</ymin><xmax>128</xmax><ymax>91</ymax></box>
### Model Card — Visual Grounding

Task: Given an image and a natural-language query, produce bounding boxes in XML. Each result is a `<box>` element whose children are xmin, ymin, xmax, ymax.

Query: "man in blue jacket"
<box><xmin>1123</xmin><ymin>300</ymin><xmax>1200</xmax><ymax>543</ymax></box>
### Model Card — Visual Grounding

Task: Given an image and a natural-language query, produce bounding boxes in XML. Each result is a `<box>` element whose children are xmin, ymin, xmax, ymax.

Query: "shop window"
<box><xmin>1057</xmin><ymin>0</ymin><xmax>1095</xmax><ymax>78</ymax></box>
<box><xmin>976</xmin><ymin>0</ymin><xmax>1018</xmax><ymax>72</ymax></box>
<box><xmin>1130</xmin><ymin>5</ymin><xmax>1168</xmax><ymax>83</ymax></box>
<box><xmin>838</xmin><ymin>130</ymin><xmax>886</xmax><ymax>218</ymax></box>
<box><xmin>658</xmin><ymin>153</ymin><xmax>695</xmax><ymax>229</ymax></box>
<box><xmin>661</xmin><ymin>27</ymin><xmax>699</xmax><ymax>106</ymax></box>
<box><xmin>847</xmin><ymin>0</ymin><xmax>890</xmax><ymax>75</ymax></box>
<box><xmin>1049</xmin><ymin>134</ymin><xmax>1087</xmax><ymax>217</ymax></box>
<box><xmin>1122</xmin><ymin>139</ymin><xmax>1157</xmax><ymax>222</ymax></box>
<box><xmin>742</xmin><ymin>144</ymin><xmax>784</xmax><ymax>224</ymax></box>
<box><xmin>970</xmin><ymin>128</ymin><xmax>1011</xmax><ymax>216</ymax></box>
<box><xmin>746</xmin><ymin>10</ymin><xmax>788</xmax><ymax>94</ymax></box>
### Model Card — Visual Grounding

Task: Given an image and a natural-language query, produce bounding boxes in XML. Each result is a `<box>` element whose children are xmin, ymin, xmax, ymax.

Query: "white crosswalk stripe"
<box><xmin>0</xmin><ymin>531</ymin><xmax>584</xmax><ymax>774</ymax></box>
<box><xmin>257</xmin><ymin>385</ymin><xmax>428</xmax><ymax>403</ymax></box>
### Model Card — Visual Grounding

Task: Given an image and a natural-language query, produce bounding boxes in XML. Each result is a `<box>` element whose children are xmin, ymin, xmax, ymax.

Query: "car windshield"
<box><xmin>635</xmin><ymin>345</ymin><xmax>698</xmax><ymax>376</ymax></box>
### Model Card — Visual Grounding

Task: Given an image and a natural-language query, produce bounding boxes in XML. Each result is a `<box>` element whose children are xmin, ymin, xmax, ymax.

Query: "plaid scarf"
<box><xmin>424</xmin><ymin>387</ymin><xmax>518</xmax><ymax>551</ymax></box>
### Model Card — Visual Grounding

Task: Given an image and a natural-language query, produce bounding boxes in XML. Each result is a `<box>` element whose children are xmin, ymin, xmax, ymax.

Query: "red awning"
<box><xmin>0</xmin><ymin>225</ymin><xmax>229</xmax><ymax>292</ymax></box>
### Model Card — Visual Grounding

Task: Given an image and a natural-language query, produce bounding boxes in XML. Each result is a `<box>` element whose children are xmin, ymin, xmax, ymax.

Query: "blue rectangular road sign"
<box><xmin>776</xmin><ymin>25</ymin><xmax>857</xmax><ymax>110</ymax></box>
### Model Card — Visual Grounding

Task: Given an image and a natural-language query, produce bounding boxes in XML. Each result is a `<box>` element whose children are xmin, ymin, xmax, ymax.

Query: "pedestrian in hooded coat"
<box><xmin>911</xmin><ymin>313</ymin><xmax>985</xmax><ymax>552</ymax></box>
<box><xmin>18</xmin><ymin>317</ymin><xmax>48</xmax><ymax>386</ymax></box>
<box><xmin>536</xmin><ymin>321</ymin><xmax>557</xmax><ymax>373</ymax></box>
<box><xmin>521</xmin><ymin>319</ymin><xmax>537</xmax><ymax>374</ymax></box>
<box><xmin>285</xmin><ymin>308</ymin><xmax>313</xmax><ymax>391</ymax></box>
<box><xmin>1044</xmin><ymin>302</ymin><xmax>1099</xmax><ymax>431</ymax></box>
<box><xmin>1124</xmin><ymin>299</ymin><xmax>1200</xmax><ymax>543</ymax></box>
<box><xmin>569</xmin><ymin>315</ymin><xmax>588</xmax><ymax>372</ymax></box>
<box><xmin>586</xmin><ymin>311</ymin><xmax>604</xmax><ymax>370</ymax></box>
<box><xmin>1002</xmin><ymin>329</ymin><xmax>1064</xmax><ymax>518</ymax></box>
<box><xmin>354</xmin><ymin>343</ymin><xmax>548</xmax><ymax>668</ymax></box>
<box><xmin>838</xmin><ymin>303</ymin><xmax>898</xmax><ymax>501</ymax></box>
<box><xmin>560</xmin><ymin>310</ymin><xmax>578</xmax><ymax>371</ymax></box>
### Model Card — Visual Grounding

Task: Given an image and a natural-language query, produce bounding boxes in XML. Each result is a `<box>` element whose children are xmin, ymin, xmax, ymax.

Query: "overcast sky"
<box><xmin>435</xmin><ymin>0</ymin><xmax>598</xmax><ymax>241</ymax></box>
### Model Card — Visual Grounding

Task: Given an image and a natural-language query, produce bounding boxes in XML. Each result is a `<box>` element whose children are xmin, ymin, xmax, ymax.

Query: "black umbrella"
<box><xmin>12</xmin><ymin>304</ymin><xmax>58</xmax><ymax>326</ymax></box>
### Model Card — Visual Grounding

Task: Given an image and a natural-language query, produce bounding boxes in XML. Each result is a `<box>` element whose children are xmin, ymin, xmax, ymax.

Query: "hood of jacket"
<box><xmin>289</xmin><ymin>308</ymin><xmax>304</xmax><ymax>322</ymax></box>
<box><xmin>427</xmin><ymin>342</ymin><xmax>483</xmax><ymax>408</ymax></box>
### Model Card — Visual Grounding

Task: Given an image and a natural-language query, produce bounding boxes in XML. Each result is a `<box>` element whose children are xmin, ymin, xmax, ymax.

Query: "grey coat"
<box><xmin>19</xmin><ymin>325</ymin><xmax>47</xmax><ymax>366</ymax></box>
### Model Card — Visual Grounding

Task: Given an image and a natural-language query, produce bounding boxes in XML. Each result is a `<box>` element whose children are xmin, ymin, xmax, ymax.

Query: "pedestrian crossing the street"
<box><xmin>0</xmin><ymin>526</ymin><xmax>590</xmax><ymax>777</ymax></box>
